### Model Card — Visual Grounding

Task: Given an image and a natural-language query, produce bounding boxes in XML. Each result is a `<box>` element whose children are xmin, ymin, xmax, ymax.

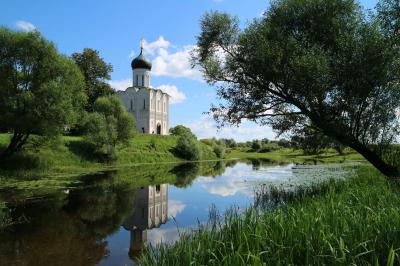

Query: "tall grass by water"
<box><xmin>141</xmin><ymin>167</ymin><xmax>400</xmax><ymax>265</ymax></box>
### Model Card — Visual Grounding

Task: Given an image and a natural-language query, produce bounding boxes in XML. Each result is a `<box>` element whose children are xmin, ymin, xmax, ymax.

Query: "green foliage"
<box><xmin>0</xmin><ymin>28</ymin><xmax>86</xmax><ymax>159</ymax></box>
<box><xmin>71</xmin><ymin>48</ymin><xmax>114</xmax><ymax>112</ymax></box>
<box><xmin>141</xmin><ymin>167</ymin><xmax>400</xmax><ymax>265</ymax></box>
<box><xmin>290</xmin><ymin>127</ymin><xmax>346</xmax><ymax>155</ymax></box>
<box><xmin>169</xmin><ymin>125</ymin><xmax>196</xmax><ymax>138</ymax></box>
<box><xmin>174</xmin><ymin>134</ymin><xmax>201</xmax><ymax>161</ymax></box>
<box><xmin>193</xmin><ymin>1</ymin><xmax>400</xmax><ymax>176</ymax></box>
<box><xmin>251</xmin><ymin>140</ymin><xmax>262</xmax><ymax>151</ymax></box>
<box><xmin>83</xmin><ymin>95</ymin><xmax>134</xmax><ymax>160</ymax></box>
<box><xmin>213</xmin><ymin>145</ymin><xmax>225</xmax><ymax>158</ymax></box>
<box><xmin>258</xmin><ymin>143</ymin><xmax>280</xmax><ymax>153</ymax></box>
<box><xmin>0</xmin><ymin>200</ymin><xmax>11</xmax><ymax>228</ymax></box>
<box><xmin>223</xmin><ymin>138</ymin><xmax>237</xmax><ymax>148</ymax></box>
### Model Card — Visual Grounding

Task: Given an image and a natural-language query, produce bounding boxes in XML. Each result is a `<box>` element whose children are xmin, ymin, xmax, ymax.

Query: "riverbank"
<box><xmin>226</xmin><ymin>147</ymin><xmax>363</xmax><ymax>163</ymax></box>
<box><xmin>0</xmin><ymin>133</ymin><xmax>218</xmax><ymax>178</ymax></box>
<box><xmin>0</xmin><ymin>133</ymin><xmax>362</xmax><ymax>179</ymax></box>
<box><xmin>141</xmin><ymin>166</ymin><xmax>400</xmax><ymax>265</ymax></box>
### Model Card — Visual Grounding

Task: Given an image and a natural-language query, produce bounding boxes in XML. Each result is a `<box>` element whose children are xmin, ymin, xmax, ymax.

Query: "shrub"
<box><xmin>259</xmin><ymin>143</ymin><xmax>280</xmax><ymax>153</ymax></box>
<box><xmin>83</xmin><ymin>95</ymin><xmax>134</xmax><ymax>161</ymax></box>
<box><xmin>251</xmin><ymin>140</ymin><xmax>262</xmax><ymax>151</ymax></box>
<box><xmin>214</xmin><ymin>145</ymin><xmax>226</xmax><ymax>158</ymax></box>
<box><xmin>174</xmin><ymin>134</ymin><xmax>201</xmax><ymax>161</ymax></box>
<box><xmin>169</xmin><ymin>125</ymin><xmax>196</xmax><ymax>138</ymax></box>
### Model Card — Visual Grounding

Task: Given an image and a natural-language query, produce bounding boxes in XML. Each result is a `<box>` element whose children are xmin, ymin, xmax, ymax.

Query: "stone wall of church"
<box><xmin>148</xmin><ymin>89</ymin><xmax>169</xmax><ymax>135</ymax></box>
<box><xmin>117</xmin><ymin>87</ymin><xmax>169</xmax><ymax>135</ymax></box>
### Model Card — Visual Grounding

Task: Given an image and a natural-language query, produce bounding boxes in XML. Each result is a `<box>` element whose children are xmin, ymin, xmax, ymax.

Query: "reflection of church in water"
<box><xmin>123</xmin><ymin>184</ymin><xmax>168</xmax><ymax>260</ymax></box>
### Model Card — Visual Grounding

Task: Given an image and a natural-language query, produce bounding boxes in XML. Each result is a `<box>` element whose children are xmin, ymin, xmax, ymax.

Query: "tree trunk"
<box><xmin>350</xmin><ymin>141</ymin><xmax>400</xmax><ymax>178</ymax></box>
<box><xmin>0</xmin><ymin>132</ymin><xmax>29</xmax><ymax>161</ymax></box>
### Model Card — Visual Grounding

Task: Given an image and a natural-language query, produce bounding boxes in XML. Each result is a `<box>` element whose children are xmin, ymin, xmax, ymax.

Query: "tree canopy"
<box><xmin>83</xmin><ymin>95</ymin><xmax>134</xmax><ymax>160</ymax></box>
<box><xmin>193</xmin><ymin>0</ymin><xmax>400</xmax><ymax>177</ymax></box>
<box><xmin>71</xmin><ymin>48</ymin><xmax>114</xmax><ymax>111</ymax></box>
<box><xmin>0</xmin><ymin>28</ymin><xmax>86</xmax><ymax>160</ymax></box>
<box><xmin>169</xmin><ymin>125</ymin><xmax>196</xmax><ymax>138</ymax></box>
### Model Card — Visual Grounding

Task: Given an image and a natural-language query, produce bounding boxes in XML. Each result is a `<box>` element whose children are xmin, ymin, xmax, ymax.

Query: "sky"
<box><xmin>1</xmin><ymin>0</ymin><xmax>378</xmax><ymax>141</ymax></box>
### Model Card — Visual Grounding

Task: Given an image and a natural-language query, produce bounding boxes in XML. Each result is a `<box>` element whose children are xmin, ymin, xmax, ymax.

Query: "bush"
<box><xmin>174</xmin><ymin>134</ymin><xmax>201</xmax><ymax>161</ymax></box>
<box><xmin>259</xmin><ymin>143</ymin><xmax>280</xmax><ymax>153</ymax></box>
<box><xmin>214</xmin><ymin>145</ymin><xmax>226</xmax><ymax>158</ymax></box>
<box><xmin>251</xmin><ymin>140</ymin><xmax>262</xmax><ymax>151</ymax></box>
<box><xmin>169</xmin><ymin>125</ymin><xmax>196</xmax><ymax>138</ymax></box>
<box><xmin>83</xmin><ymin>95</ymin><xmax>134</xmax><ymax>161</ymax></box>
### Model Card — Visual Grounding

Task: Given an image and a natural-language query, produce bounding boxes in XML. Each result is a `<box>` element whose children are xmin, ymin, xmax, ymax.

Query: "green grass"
<box><xmin>141</xmin><ymin>166</ymin><xmax>400</xmax><ymax>266</ymax></box>
<box><xmin>0</xmin><ymin>133</ymin><xmax>217</xmax><ymax>178</ymax></box>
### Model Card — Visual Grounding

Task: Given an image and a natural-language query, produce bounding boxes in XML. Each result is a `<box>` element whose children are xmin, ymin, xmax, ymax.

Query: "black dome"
<box><xmin>131</xmin><ymin>50</ymin><xmax>152</xmax><ymax>70</ymax></box>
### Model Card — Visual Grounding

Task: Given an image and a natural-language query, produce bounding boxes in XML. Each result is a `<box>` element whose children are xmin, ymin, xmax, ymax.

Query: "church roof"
<box><xmin>131</xmin><ymin>49</ymin><xmax>152</xmax><ymax>70</ymax></box>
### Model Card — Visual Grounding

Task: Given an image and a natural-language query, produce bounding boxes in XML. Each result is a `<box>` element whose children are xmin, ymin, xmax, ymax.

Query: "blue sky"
<box><xmin>1</xmin><ymin>0</ymin><xmax>378</xmax><ymax>141</ymax></box>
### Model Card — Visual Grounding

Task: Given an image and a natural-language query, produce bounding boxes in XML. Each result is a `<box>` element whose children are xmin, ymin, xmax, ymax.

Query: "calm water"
<box><xmin>0</xmin><ymin>159</ymin><xmax>354</xmax><ymax>266</ymax></box>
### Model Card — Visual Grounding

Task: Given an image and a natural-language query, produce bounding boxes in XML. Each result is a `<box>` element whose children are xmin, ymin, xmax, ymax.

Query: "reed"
<box><xmin>141</xmin><ymin>166</ymin><xmax>400</xmax><ymax>266</ymax></box>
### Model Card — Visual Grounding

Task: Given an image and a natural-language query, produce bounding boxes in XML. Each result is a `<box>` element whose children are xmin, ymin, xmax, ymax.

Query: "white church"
<box><xmin>117</xmin><ymin>42</ymin><xmax>170</xmax><ymax>135</ymax></box>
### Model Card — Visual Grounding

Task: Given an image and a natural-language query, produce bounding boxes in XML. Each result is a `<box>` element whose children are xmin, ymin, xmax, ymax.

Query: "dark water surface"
<box><xmin>0</xmin><ymin>159</ymin><xmax>354</xmax><ymax>265</ymax></box>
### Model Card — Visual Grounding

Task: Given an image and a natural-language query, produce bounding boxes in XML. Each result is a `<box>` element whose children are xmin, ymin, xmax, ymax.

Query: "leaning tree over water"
<box><xmin>193</xmin><ymin>0</ymin><xmax>400</xmax><ymax>177</ymax></box>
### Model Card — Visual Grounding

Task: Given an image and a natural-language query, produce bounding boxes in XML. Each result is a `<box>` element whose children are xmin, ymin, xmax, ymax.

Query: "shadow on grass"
<box><xmin>0</xmin><ymin>152</ymin><xmax>51</xmax><ymax>171</ymax></box>
<box><xmin>65</xmin><ymin>139</ymin><xmax>101</xmax><ymax>162</ymax></box>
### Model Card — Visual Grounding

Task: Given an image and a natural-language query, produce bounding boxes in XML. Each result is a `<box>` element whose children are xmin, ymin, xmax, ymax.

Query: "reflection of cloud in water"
<box><xmin>147</xmin><ymin>227</ymin><xmax>191</xmax><ymax>245</ymax></box>
<box><xmin>196</xmin><ymin>163</ymin><xmax>294</xmax><ymax>197</ymax></box>
<box><xmin>168</xmin><ymin>199</ymin><xmax>185</xmax><ymax>217</ymax></box>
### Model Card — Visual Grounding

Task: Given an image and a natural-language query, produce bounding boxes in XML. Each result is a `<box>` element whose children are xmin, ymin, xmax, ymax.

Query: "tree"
<box><xmin>71</xmin><ymin>48</ymin><xmax>114</xmax><ymax>111</ymax></box>
<box><xmin>0</xmin><ymin>28</ymin><xmax>86</xmax><ymax>160</ymax></box>
<box><xmin>193</xmin><ymin>0</ymin><xmax>400</xmax><ymax>177</ymax></box>
<box><xmin>291</xmin><ymin>127</ymin><xmax>333</xmax><ymax>155</ymax></box>
<box><xmin>169</xmin><ymin>125</ymin><xmax>196</xmax><ymax>138</ymax></box>
<box><xmin>83</xmin><ymin>95</ymin><xmax>134</xmax><ymax>160</ymax></box>
<box><xmin>251</xmin><ymin>140</ymin><xmax>262</xmax><ymax>151</ymax></box>
<box><xmin>214</xmin><ymin>145</ymin><xmax>226</xmax><ymax>158</ymax></box>
<box><xmin>174</xmin><ymin>134</ymin><xmax>201</xmax><ymax>161</ymax></box>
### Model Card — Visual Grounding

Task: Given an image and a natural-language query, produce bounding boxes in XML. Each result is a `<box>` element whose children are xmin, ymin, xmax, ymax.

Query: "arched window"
<box><xmin>130</xmin><ymin>99</ymin><xmax>133</xmax><ymax>111</ymax></box>
<box><xmin>136</xmin><ymin>75</ymin><xmax>138</xmax><ymax>86</ymax></box>
<box><xmin>143</xmin><ymin>99</ymin><xmax>145</xmax><ymax>110</ymax></box>
<box><xmin>142</xmin><ymin>75</ymin><xmax>144</xmax><ymax>86</ymax></box>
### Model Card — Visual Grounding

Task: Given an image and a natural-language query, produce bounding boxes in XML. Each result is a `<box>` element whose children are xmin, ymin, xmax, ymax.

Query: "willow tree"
<box><xmin>193</xmin><ymin>0</ymin><xmax>400</xmax><ymax>177</ymax></box>
<box><xmin>0</xmin><ymin>28</ymin><xmax>86</xmax><ymax>160</ymax></box>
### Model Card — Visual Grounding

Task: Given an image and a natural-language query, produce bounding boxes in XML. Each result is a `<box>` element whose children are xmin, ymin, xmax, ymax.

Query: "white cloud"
<box><xmin>156</xmin><ymin>85</ymin><xmax>186</xmax><ymax>104</ymax></box>
<box><xmin>128</xmin><ymin>51</ymin><xmax>135</xmax><ymax>58</ymax></box>
<box><xmin>143</xmin><ymin>36</ymin><xmax>171</xmax><ymax>55</ymax></box>
<box><xmin>16</xmin><ymin>20</ymin><xmax>36</xmax><ymax>32</ymax></box>
<box><xmin>108</xmin><ymin>78</ymin><xmax>131</xmax><ymax>91</ymax></box>
<box><xmin>186</xmin><ymin>116</ymin><xmax>276</xmax><ymax>142</ymax></box>
<box><xmin>140</xmin><ymin>36</ymin><xmax>202</xmax><ymax>81</ymax></box>
<box><xmin>152</xmin><ymin>45</ymin><xmax>202</xmax><ymax>80</ymax></box>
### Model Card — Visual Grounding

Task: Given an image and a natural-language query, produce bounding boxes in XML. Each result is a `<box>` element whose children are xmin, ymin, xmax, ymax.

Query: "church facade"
<box><xmin>117</xmin><ymin>44</ymin><xmax>169</xmax><ymax>135</ymax></box>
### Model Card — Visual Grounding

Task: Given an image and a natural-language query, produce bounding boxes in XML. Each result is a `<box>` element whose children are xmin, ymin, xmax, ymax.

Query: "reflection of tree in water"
<box><xmin>0</xmin><ymin>171</ymin><xmax>137</xmax><ymax>266</ymax></box>
<box><xmin>245</xmin><ymin>158</ymin><xmax>277</xmax><ymax>170</ymax></box>
<box><xmin>171</xmin><ymin>160</ymin><xmax>235</xmax><ymax>187</ymax></box>
<box><xmin>171</xmin><ymin>163</ymin><xmax>201</xmax><ymax>188</ymax></box>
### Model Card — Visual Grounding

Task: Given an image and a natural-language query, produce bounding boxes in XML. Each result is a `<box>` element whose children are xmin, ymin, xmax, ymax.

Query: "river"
<box><xmin>0</xmin><ymin>159</ymin><xmax>355</xmax><ymax>265</ymax></box>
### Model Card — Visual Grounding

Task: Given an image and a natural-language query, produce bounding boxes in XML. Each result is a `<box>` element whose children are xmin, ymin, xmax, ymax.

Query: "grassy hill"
<box><xmin>0</xmin><ymin>133</ymin><xmax>217</xmax><ymax>177</ymax></box>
